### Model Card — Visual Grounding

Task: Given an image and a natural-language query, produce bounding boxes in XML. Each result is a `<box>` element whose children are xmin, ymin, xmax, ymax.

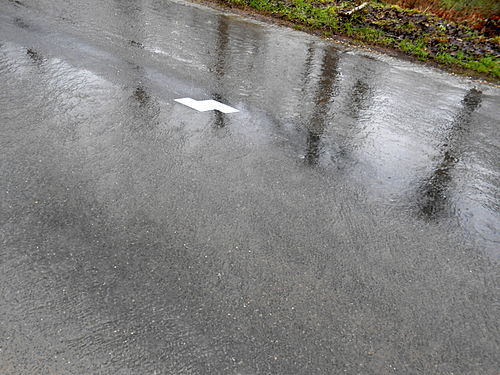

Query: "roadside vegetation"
<box><xmin>204</xmin><ymin>0</ymin><xmax>499</xmax><ymax>80</ymax></box>
<box><xmin>385</xmin><ymin>0</ymin><xmax>499</xmax><ymax>20</ymax></box>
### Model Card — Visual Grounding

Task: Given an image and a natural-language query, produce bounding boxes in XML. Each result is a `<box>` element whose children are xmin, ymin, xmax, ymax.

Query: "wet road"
<box><xmin>1</xmin><ymin>0</ymin><xmax>499</xmax><ymax>373</ymax></box>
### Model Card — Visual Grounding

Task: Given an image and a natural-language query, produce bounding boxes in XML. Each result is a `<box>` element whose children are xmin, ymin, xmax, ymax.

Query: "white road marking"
<box><xmin>174</xmin><ymin>98</ymin><xmax>239</xmax><ymax>114</ymax></box>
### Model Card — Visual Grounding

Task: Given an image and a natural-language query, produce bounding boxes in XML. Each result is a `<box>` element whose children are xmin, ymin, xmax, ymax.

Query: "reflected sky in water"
<box><xmin>1</xmin><ymin>0</ymin><xmax>498</xmax><ymax>268</ymax></box>
<box><xmin>1</xmin><ymin>0</ymin><xmax>499</xmax><ymax>373</ymax></box>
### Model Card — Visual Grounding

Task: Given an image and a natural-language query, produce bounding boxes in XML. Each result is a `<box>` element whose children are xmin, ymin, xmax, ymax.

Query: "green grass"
<box><xmin>353</xmin><ymin>27</ymin><xmax>384</xmax><ymax>41</ymax></box>
<box><xmin>436</xmin><ymin>52</ymin><xmax>500</xmax><ymax>78</ymax></box>
<box><xmin>399</xmin><ymin>39</ymin><xmax>430</xmax><ymax>60</ymax></box>
<box><xmin>439</xmin><ymin>0</ymin><xmax>500</xmax><ymax>15</ymax></box>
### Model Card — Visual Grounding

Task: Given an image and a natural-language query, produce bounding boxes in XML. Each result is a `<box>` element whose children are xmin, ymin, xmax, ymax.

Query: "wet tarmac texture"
<box><xmin>1</xmin><ymin>0</ymin><xmax>499</xmax><ymax>374</ymax></box>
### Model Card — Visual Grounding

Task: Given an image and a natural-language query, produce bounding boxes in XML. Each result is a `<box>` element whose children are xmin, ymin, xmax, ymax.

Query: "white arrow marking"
<box><xmin>174</xmin><ymin>98</ymin><xmax>239</xmax><ymax>114</ymax></box>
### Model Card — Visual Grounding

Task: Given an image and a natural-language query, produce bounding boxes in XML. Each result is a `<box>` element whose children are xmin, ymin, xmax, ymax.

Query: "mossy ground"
<box><xmin>198</xmin><ymin>0</ymin><xmax>500</xmax><ymax>81</ymax></box>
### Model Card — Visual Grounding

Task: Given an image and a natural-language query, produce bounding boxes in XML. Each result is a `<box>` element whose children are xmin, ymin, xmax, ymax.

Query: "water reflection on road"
<box><xmin>1</xmin><ymin>0</ymin><xmax>499</xmax><ymax>373</ymax></box>
<box><xmin>416</xmin><ymin>88</ymin><xmax>482</xmax><ymax>219</ymax></box>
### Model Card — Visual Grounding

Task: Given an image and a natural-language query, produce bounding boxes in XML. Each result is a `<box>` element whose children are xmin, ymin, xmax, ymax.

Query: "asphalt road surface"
<box><xmin>1</xmin><ymin>0</ymin><xmax>499</xmax><ymax>374</ymax></box>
